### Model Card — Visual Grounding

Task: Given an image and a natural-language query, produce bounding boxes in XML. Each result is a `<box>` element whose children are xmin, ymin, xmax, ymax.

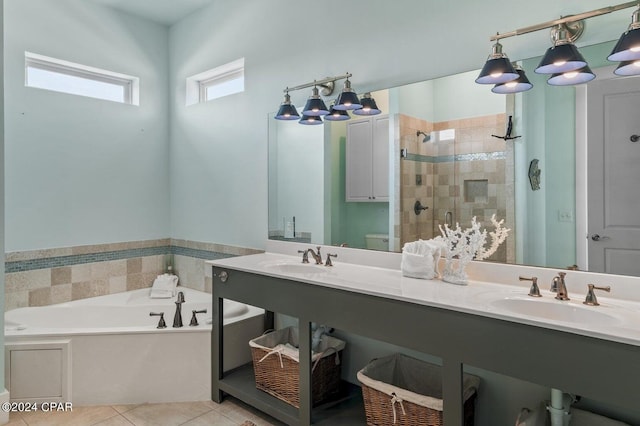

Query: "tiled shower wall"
<box><xmin>4</xmin><ymin>239</ymin><xmax>261</xmax><ymax>311</ymax></box>
<box><xmin>399</xmin><ymin>113</ymin><xmax>515</xmax><ymax>263</ymax></box>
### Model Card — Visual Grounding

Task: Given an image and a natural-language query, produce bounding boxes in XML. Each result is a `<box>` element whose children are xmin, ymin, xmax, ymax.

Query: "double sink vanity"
<box><xmin>209</xmin><ymin>241</ymin><xmax>640</xmax><ymax>425</ymax></box>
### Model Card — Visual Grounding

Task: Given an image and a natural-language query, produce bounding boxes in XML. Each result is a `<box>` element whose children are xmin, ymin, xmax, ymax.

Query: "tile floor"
<box><xmin>6</xmin><ymin>398</ymin><xmax>285</xmax><ymax>426</ymax></box>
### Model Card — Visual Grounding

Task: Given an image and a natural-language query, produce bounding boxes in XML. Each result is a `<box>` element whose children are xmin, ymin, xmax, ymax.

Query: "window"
<box><xmin>186</xmin><ymin>58</ymin><xmax>244</xmax><ymax>106</ymax></box>
<box><xmin>25</xmin><ymin>52</ymin><xmax>139</xmax><ymax>105</ymax></box>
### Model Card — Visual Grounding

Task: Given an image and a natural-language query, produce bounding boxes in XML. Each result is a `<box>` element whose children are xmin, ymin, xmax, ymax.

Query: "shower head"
<box><xmin>416</xmin><ymin>130</ymin><xmax>431</xmax><ymax>143</ymax></box>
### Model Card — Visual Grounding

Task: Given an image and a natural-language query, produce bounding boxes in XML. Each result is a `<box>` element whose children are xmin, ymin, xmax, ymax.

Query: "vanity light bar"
<box><xmin>478</xmin><ymin>1</ymin><xmax>640</xmax><ymax>91</ymax></box>
<box><xmin>274</xmin><ymin>73</ymin><xmax>382</xmax><ymax>123</ymax></box>
<box><xmin>489</xmin><ymin>1</ymin><xmax>639</xmax><ymax>42</ymax></box>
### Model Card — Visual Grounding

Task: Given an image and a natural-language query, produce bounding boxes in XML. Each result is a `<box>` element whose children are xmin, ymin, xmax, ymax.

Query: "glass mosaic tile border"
<box><xmin>404</xmin><ymin>151</ymin><xmax>506</xmax><ymax>163</ymax></box>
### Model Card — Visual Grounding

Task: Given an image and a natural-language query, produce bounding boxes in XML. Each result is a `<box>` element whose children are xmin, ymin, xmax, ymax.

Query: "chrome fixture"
<box><xmin>353</xmin><ymin>92</ymin><xmax>381</xmax><ymax>116</ymax></box>
<box><xmin>275</xmin><ymin>91</ymin><xmax>300</xmax><ymax>120</ymax></box>
<box><xmin>414</xmin><ymin>200</ymin><xmax>429</xmax><ymax>215</ymax></box>
<box><xmin>302</xmin><ymin>86</ymin><xmax>330</xmax><ymax>116</ymax></box>
<box><xmin>307</xmin><ymin>246</ymin><xmax>323</xmax><ymax>265</ymax></box>
<box><xmin>417</xmin><ymin>130</ymin><xmax>431</xmax><ymax>142</ymax></box>
<box><xmin>492</xmin><ymin>64</ymin><xmax>533</xmax><ymax>94</ymax></box>
<box><xmin>609</xmin><ymin>4</ymin><xmax>640</xmax><ymax>61</ymax></box>
<box><xmin>325</xmin><ymin>103</ymin><xmax>351</xmax><ymax>121</ymax></box>
<box><xmin>583</xmin><ymin>284</ymin><xmax>611</xmax><ymax>306</ymax></box>
<box><xmin>333</xmin><ymin>78</ymin><xmax>362</xmax><ymax>110</ymax></box>
<box><xmin>189</xmin><ymin>309</ymin><xmax>208</xmax><ymax>326</ymax></box>
<box><xmin>535</xmin><ymin>23</ymin><xmax>587</xmax><ymax>74</ymax></box>
<box><xmin>518</xmin><ymin>276</ymin><xmax>542</xmax><ymax>297</ymax></box>
<box><xmin>298</xmin><ymin>246</ymin><xmax>323</xmax><ymax>264</ymax></box>
<box><xmin>325</xmin><ymin>253</ymin><xmax>337</xmax><ymax>266</ymax></box>
<box><xmin>476</xmin><ymin>40</ymin><xmax>519</xmax><ymax>84</ymax></box>
<box><xmin>149</xmin><ymin>312</ymin><xmax>167</xmax><ymax>329</ymax></box>
<box><xmin>553</xmin><ymin>272</ymin><xmax>570</xmax><ymax>301</ymax></box>
<box><xmin>173</xmin><ymin>291</ymin><xmax>185</xmax><ymax>328</ymax></box>
<box><xmin>274</xmin><ymin>73</ymin><xmax>381</xmax><ymax>124</ymax></box>
<box><xmin>299</xmin><ymin>114</ymin><xmax>323</xmax><ymax>125</ymax></box>
<box><xmin>547</xmin><ymin>65</ymin><xmax>596</xmax><ymax>86</ymax></box>
<box><xmin>478</xmin><ymin>1</ymin><xmax>640</xmax><ymax>91</ymax></box>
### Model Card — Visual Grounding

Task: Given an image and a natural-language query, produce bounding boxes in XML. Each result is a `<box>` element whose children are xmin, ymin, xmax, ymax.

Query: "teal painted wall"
<box><xmin>4</xmin><ymin>0</ymin><xmax>170</xmax><ymax>252</ymax></box>
<box><xmin>0</xmin><ymin>0</ymin><xmax>5</xmax><ymax>397</ymax></box>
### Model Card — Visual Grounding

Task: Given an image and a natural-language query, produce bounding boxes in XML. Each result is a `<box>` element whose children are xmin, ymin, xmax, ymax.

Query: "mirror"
<box><xmin>268</xmin><ymin>38</ymin><xmax>639</xmax><ymax>276</ymax></box>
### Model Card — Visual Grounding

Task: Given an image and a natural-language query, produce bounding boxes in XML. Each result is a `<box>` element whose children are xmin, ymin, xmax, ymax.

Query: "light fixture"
<box><xmin>333</xmin><ymin>78</ymin><xmax>362</xmax><ymax>110</ymax></box>
<box><xmin>476</xmin><ymin>40</ymin><xmax>519</xmax><ymax>84</ymax></box>
<box><xmin>491</xmin><ymin>64</ymin><xmax>533</xmax><ymax>94</ymax></box>
<box><xmin>274</xmin><ymin>91</ymin><xmax>299</xmax><ymax>120</ymax></box>
<box><xmin>298</xmin><ymin>114</ymin><xmax>323</xmax><ymax>125</ymax></box>
<box><xmin>547</xmin><ymin>65</ymin><xmax>596</xmax><ymax>85</ymax></box>
<box><xmin>609</xmin><ymin>5</ymin><xmax>640</xmax><ymax>61</ymax></box>
<box><xmin>353</xmin><ymin>92</ymin><xmax>382</xmax><ymax>116</ymax></box>
<box><xmin>535</xmin><ymin>23</ymin><xmax>587</xmax><ymax>74</ymax></box>
<box><xmin>614</xmin><ymin>59</ymin><xmax>640</xmax><ymax>75</ymax></box>
<box><xmin>324</xmin><ymin>104</ymin><xmax>351</xmax><ymax>121</ymax></box>
<box><xmin>478</xmin><ymin>2</ymin><xmax>640</xmax><ymax>92</ymax></box>
<box><xmin>302</xmin><ymin>86</ymin><xmax>330</xmax><ymax>116</ymax></box>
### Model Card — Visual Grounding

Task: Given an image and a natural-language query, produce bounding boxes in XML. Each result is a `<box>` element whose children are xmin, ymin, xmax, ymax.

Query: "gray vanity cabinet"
<box><xmin>211</xmin><ymin>266</ymin><xmax>640</xmax><ymax>426</ymax></box>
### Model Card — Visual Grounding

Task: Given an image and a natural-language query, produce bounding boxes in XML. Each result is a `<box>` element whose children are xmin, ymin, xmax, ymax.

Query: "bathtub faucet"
<box><xmin>173</xmin><ymin>291</ymin><xmax>185</xmax><ymax>328</ymax></box>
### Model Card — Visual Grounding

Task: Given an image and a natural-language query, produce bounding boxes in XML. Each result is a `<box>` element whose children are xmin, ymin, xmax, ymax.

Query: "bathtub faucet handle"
<box><xmin>149</xmin><ymin>312</ymin><xmax>167</xmax><ymax>329</ymax></box>
<box><xmin>189</xmin><ymin>309</ymin><xmax>208</xmax><ymax>326</ymax></box>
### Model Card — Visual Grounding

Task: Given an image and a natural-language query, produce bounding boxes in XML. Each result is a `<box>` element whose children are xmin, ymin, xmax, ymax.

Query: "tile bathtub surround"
<box><xmin>5</xmin><ymin>239</ymin><xmax>263</xmax><ymax>310</ymax></box>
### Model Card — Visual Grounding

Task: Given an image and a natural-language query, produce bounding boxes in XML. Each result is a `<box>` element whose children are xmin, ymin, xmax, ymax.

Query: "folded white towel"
<box><xmin>150</xmin><ymin>273</ymin><xmax>179</xmax><ymax>298</ymax></box>
<box><xmin>401</xmin><ymin>239</ymin><xmax>445</xmax><ymax>280</ymax></box>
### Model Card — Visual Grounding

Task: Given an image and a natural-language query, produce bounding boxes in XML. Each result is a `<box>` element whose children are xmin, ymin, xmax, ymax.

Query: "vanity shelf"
<box><xmin>210</xmin><ymin>256</ymin><xmax>640</xmax><ymax>426</ymax></box>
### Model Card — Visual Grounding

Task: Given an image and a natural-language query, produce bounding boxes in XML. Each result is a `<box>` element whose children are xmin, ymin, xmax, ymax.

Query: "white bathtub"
<box><xmin>4</xmin><ymin>287</ymin><xmax>264</xmax><ymax>405</ymax></box>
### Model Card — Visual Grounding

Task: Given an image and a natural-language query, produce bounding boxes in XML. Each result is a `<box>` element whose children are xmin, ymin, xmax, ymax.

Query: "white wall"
<box><xmin>4</xmin><ymin>0</ymin><xmax>170</xmax><ymax>251</ymax></box>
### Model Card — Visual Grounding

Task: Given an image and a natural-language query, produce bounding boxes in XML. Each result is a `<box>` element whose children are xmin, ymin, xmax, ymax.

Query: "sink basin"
<box><xmin>262</xmin><ymin>262</ymin><xmax>328</xmax><ymax>275</ymax></box>
<box><xmin>490</xmin><ymin>297</ymin><xmax>621</xmax><ymax>325</ymax></box>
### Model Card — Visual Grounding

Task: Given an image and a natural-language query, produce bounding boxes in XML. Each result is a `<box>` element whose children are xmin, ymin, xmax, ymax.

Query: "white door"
<box><xmin>346</xmin><ymin>119</ymin><xmax>373</xmax><ymax>201</ymax></box>
<box><xmin>587</xmin><ymin>75</ymin><xmax>640</xmax><ymax>275</ymax></box>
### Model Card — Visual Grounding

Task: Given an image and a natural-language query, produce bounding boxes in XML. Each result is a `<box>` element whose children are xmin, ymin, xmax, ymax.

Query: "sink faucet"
<box><xmin>173</xmin><ymin>291</ymin><xmax>185</xmax><ymax>327</ymax></box>
<box><xmin>553</xmin><ymin>272</ymin><xmax>570</xmax><ymax>301</ymax></box>
<box><xmin>298</xmin><ymin>246</ymin><xmax>323</xmax><ymax>264</ymax></box>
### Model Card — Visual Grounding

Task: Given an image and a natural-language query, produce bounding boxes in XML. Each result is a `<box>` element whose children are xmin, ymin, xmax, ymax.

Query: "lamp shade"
<box><xmin>324</xmin><ymin>106</ymin><xmax>350</xmax><ymax>121</ymax></box>
<box><xmin>476</xmin><ymin>41</ymin><xmax>519</xmax><ymax>84</ymax></box>
<box><xmin>608</xmin><ymin>8</ymin><xmax>640</xmax><ymax>62</ymax></box>
<box><xmin>333</xmin><ymin>79</ymin><xmax>362</xmax><ymax>110</ymax></box>
<box><xmin>302</xmin><ymin>86</ymin><xmax>329</xmax><ymax>116</ymax></box>
<box><xmin>353</xmin><ymin>93</ymin><xmax>382</xmax><ymax>115</ymax></box>
<box><xmin>491</xmin><ymin>68</ymin><xmax>533</xmax><ymax>94</ymax></box>
<box><xmin>274</xmin><ymin>93</ymin><xmax>300</xmax><ymax>120</ymax></box>
<box><xmin>298</xmin><ymin>114</ymin><xmax>323</xmax><ymax>125</ymax></box>
<box><xmin>535</xmin><ymin>43</ymin><xmax>587</xmax><ymax>74</ymax></box>
<box><xmin>614</xmin><ymin>60</ymin><xmax>640</xmax><ymax>76</ymax></box>
<box><xmin>547</xmin><ymin>66</ymin><xmax>595</xmax><ymax>86</ymax></box>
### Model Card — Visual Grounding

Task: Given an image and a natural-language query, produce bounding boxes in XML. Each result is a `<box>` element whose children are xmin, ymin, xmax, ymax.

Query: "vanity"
<box><xmin>209</xmin><ymin>241</ymin><xmax>640</xmax><ymax>426</ymax></box>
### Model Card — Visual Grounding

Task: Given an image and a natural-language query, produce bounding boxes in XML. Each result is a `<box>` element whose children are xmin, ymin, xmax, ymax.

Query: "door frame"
<box><xmin>575</xmin><ymin>64</ymin><xmax>625</xmax><ymax>271</ymax></box>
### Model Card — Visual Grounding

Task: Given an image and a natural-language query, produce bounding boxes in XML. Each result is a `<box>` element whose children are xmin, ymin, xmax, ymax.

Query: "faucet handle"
<box><xmin>325</xmin><ymin>253</ymin><xmax>337</xmax><ymax>267</ymax></box>
<box><xmin>149</xmin><ymin>312</ymin><xmax>167</xmax><ymax>329</ymax></box>
<box><xmin>189</xmin><ymin>309</ymin><xmax>208</xmax><ymax>326</ymax></box>
<box><xmin>583</xmin><ymin>284</ymin><xmax>611</xmax><ymax>306</ymax></box>
<box><xmin>518</xmin><ymin>276</ymin><xmax>541</xmax><ymax>297</ymax></box>
<box><xmin>298</xmin><ymin>249</ymin><xmax>309</xmax><ymax>263</ymax></box>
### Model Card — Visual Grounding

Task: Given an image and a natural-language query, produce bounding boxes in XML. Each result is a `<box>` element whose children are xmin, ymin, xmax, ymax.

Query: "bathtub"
<box><xmin>4</xmin><ymin>287</ymin><xmax>265</xmax><ymax>405</ymax></box>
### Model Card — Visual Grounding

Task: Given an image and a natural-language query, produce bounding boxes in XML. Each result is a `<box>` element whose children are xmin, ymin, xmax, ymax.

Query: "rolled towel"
<box><xmin>401</xmin><ymin>239</ymin><xmax>444</xmax><ymax>280</ymax></box>
<box><xmin>150</xmin><ymin>273</ymin><xmax>179</xmax><ymax>298</ymax></box>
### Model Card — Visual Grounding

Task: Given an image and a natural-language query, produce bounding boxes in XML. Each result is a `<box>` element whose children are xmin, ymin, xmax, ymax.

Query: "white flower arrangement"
<box><xmin>436</xmin><ymin>214</ymin><xmax>510</xmax><ymax>285</ymax></box>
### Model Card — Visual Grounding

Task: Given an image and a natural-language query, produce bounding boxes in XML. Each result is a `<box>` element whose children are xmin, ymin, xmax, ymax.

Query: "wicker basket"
<box><xmin>249</xmin><ymin>327</ymin><xmax>345</xmax><ymax>408</ymax></box>
<box><xmin>357</xmin><ymin>354</ymin><xmax>480</xmax><ymax>426</ymax></box>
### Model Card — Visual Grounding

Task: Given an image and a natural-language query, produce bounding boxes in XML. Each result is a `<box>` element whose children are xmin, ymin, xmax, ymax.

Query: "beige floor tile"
<box><xmin>179</xmin><ymin>409</ymin><xmax>236</xmax><ymax>426</ymax></box>
<box><xmin>110</xmin><ymin>404</ymin><xmax>141</xmax><ymax>414</ymax></box>
<box><xmin>121</xmin><ymin>402</ymin><xmax>212</xmax><ymax>426</ymax></box>
<box><xmin>18</xmin><ymin>405</ymin><xmax>119</xmax><ymax>426</ymax></box>
<box><xmin>5</xmin><ymin>412</ymin><xmax>27</xmax><ymax>425</ymax></box>
<box><xmin>212</xmin><ymin>399</ymin><xmax>283</xmax><ymax>426</ymax></box>
<box><xmin>93</xmin><ymin>415</ymin><xmax>135</xmax><ymax>425</ymax></box>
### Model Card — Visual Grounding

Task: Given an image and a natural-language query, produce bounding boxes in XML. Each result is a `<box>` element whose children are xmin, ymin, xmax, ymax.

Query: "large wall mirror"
<box><xmin>268</xmin><ymin>38</ymin><xmax>640</xmax><ymax>278</ymax></box>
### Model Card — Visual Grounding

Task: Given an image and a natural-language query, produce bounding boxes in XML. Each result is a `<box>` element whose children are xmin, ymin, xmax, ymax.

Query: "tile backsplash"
<box><xmin>4</xmin><ymin>239</ymin><xmax>262</xmax><ymax>311</ymax></box>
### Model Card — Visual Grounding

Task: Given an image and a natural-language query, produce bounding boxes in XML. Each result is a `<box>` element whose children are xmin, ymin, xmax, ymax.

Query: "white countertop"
<box><xmin>209</xmin><ymin>252</ymin><xmax>640</xmax><ymax>347</ymax></box>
